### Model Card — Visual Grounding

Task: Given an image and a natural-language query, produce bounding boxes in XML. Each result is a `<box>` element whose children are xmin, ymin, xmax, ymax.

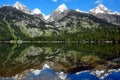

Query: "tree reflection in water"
<box><xmin>0</xmin><ymin>43</ymin><xmax>120</xmax><ymax>79</ymax></box>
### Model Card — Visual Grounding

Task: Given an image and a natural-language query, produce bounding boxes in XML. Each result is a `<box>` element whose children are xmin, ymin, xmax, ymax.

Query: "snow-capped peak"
<box><xmin>2</xmin><ymin>4</ymin><xmax>9</xmax><ymax>7</ymax></box>
<box><xmin>32</xmin><ymin>8</ymin><xmax>42</xmax><ymax>14</ymax></box>
<box><xmin>75</xmin><ymin>8</ymin><xmax>88</xmax><ymax>13</ymax></box>
<box><xmin>89</xmin><ymin>4</ymin><xmax>120</xmax><ymax>15</ymax></box>
<box><xmin>89</xmin><ymin>4</ymin><xmax>112</xmax><ymax>14</ymax></box>
<box><xmin>55</xmin><ymin>3</ymin><xmax>67</xmax><ymax>12</ymax></box>
<box><xmin>13</xmin><ymin>1</ymin><xmax>31</xmax><ymax>14</ymax></box>
<box><xmin>114</xmin><ymin>11</ymin><xmax>120</xmax><ymax>15</ymax></box>
<box><xmin>75</xmin><ymin>8</ymin><xmax>81</xmax><ymax>12</ymax></box>
<box><xmin>44</xmin><ymin>15</ymin><xmax>50</xmax><ymax>20</ymax></box>
<box><xmin>31</xmin><ymin>8</ymin><xmax>50</xmax><ymax>20</ymax></box>
<box><xmin>97</xmin><ymin>4</ymin><xmax>108</xmax><ymax>11</ymax></box>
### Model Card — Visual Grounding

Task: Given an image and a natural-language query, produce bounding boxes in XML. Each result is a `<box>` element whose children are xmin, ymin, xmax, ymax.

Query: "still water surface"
<box><xmin>0</xmin><ymin>43</ymin><xmax>120</xmax><ymax>80</ymax></box>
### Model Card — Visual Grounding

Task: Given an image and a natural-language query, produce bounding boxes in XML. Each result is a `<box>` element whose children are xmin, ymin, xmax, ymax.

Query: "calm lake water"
<box><xmin>0</xmin><ymin>43</ymin><xmax>120</xmax><ymax>80</ymax></box>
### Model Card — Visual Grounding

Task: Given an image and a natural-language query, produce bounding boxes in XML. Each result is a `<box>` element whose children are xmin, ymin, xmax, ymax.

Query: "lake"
<box><xmin>0</xmin><ymin>42</ymin><xmax>120</xmax><ymax>80</ymax></box>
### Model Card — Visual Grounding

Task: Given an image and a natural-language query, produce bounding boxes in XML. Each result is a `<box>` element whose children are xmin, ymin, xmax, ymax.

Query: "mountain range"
<box><xmin>12</xmin><ymin>2</ymin><xmax>120</xmax><ymax>22</ymax></box>
<box><xmin>12</xmin><ymin>2</ymin><xmax>120</xmax><ymax>20</ymax></box>
<box><xmin>0</xmin><ymin>2</ymin><xmax>119</xmax><ymax>41</ymax></box>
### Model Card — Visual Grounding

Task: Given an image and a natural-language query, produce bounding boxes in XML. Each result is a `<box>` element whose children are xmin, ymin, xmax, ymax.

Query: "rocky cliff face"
<box><xmin>0</xmin><ymin>6</ymin><xmax>46</xmax><ymax>39</ymax></box>
<box><xmin>89</xmin><ymin>13</ymin><xmax>120</xmax><ymax>26</ymax></box>
<box><xmin>48</xmin><ymin>4</ymin><xmax>68</xmax><ymax>22</ymax></box>
<box><xmin>89</xmin><ymin>4</ymin><xmax>120</xmax><ymax>26</ymax></box>
<box><xmin>13</xmin><ymin>1</ymin><xmax>31</xmax><ymax>14</ymax></box>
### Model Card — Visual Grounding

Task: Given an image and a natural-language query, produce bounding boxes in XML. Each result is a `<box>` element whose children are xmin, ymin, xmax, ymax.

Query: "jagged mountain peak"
<box><xmin>48</xmin><ymin>4</ymin><xmax>68</xmax><ymax>22</ymax></box>
<box><xmin>13</xmin><ymin>1</ymin><xmax>31</xmax><ymax>14</ymax></box>
<box><xmin>31</xmin><ymin>8</ymin><xmax>50</xmax><ymax>20</ymax></box>
<box><xmin>89</xmin><ymin>4</ymin><xmax>112</xmax><ymax>14</ymax></box>
<box><xmin>97</xmin><ymin>4</ymin><xmax>108</xmax><ymax>10</ymax></box>
<box><xmin>13</xmin><ymin>1</ymin><xmax>26</xmax><ymax>9</ymax></box>
<box><xmin>89</xmin><ymin>4</ymin><xmax>120</xmax><ymax>15</ymax></box>
<box><xmin>55</xmin><ymin>3</ymin><xmax>67</xmax><ymax>12</ymax></box>
<box><xmin>75</xmin><ymin>8</ymin><xmax>88</xmax><ymax>13</ymax></box>
<box><xmin>32</xmin><ymin>8</ymin><xmax>42</xmax><ymax>14</ymax></box>
<box><xmin>75</xmin><ymin>8</ymin><xmax>81</xmax><ymax>12</ymax></box>
<box><xmin>43</xmin><ymin>15</ymin><xmax>50</xmax><ymax>20</ymax></box>
<box><xmin>14</xmin><ymin>1</ymin><xmax>22</xmax><ymax>5</ymax></box>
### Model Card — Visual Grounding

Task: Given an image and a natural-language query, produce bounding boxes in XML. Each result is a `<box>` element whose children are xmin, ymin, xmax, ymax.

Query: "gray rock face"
<box><xmin>0</xmin><ymin>6</ymin><xmax>45</xmax><ymax>25</ymax></box>
<box><xmin>13</xmin><ymin>1</ymin><xmax>31</xmax><ymax>14</ymax></box>
<box><xmin>90</xmin><ymin>13</ymin><xmax>120</xmax><ymax>26</ymax></box>
<box><xmin>89</xmin><ymin>4</ymin><xmax>120</xmax><ymax>26</ymax></box>
<box><xmin>89</xmin><ymin>4</ymin><xmax>112</xmax><ymax>14</ymax></box>
<box><xmin>55</xmin><ymin>10</ymin><xmax>116</xmax><ymax>28</ymax></box>
<box><xmin>48</xmin><ymin>3</ymin><xmax>68</xmax><ymax>22</ymax></box>
<box><xmin>48</xmin><ymin>10</ymin><xmax>68</xmax><ymax>22</ymax></box>
<box><xmin>0</xmin><ymin>6</ymin><xmax>46</xmax><ymax>37</ymax></box>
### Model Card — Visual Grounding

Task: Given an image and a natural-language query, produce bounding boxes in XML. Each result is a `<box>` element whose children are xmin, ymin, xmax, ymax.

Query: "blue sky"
<box><xmin>0</xmin><ymin>0</ymin><xmax>120</xmax><ymax>15</ymax></box>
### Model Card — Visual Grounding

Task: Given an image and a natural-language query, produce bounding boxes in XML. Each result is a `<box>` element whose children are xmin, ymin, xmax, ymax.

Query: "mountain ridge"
<box><xmin>12</xmin><ymin>2</ymin><xmax>120</xmax><ymax>15</ymax></box>
<box><xmin>13</xmin><ymin>1</ymin><xmax>31</xmax><ymax>14</ymax></box>
<box><xmin>0</xmin><ymin>4</ymin><xmax>119</xmax><ymax>41</ymax></box>
<box><xmin>89</xmin><ymin>4</ymin><xmax>120</xmax><ymax>15</ymax></box>
<box><xmin>6</xmin><ymin>1</ymin><xmax>119</xmax><ymax>21</ymax></box>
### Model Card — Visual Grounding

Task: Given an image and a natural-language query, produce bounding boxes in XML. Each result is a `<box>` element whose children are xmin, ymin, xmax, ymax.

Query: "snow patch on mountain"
<box><xmin>89</xmin><ymin>4</ymin><xmax>120</xmax><ymax>15</ymax></box>
<box><xmin>32</xmin><ymin>8</ymin><xmax>42</xmax><ymax>14</ymax></box>
<box><xmin>114</xmin><ymin>11</ymin><xmax>120</xmax><ymax>15</ymax></box>
<box><xmin>31</xmin><ymin>8</ymin><xmax>50</xmax><ymax>20</ymax></box>
<box><xmin>13</xmin><ymin>1</ymin><xmax>31</xmax><ymax>14</ymax></box>
<box><xmin>55</xmin><ymin>3</ymin><xmax>67</xmax><ymax>12</ymax></box>
<box><xmin>75</xmin><ymin>8</ymin><xmax>88</xmax><ymax>13</ymax></box>
<box><xmin>48</xmin><ymin>3</ymin><xmax>68</xmax><ymax>22</ymax></box>
<box><xmin>75</xmin><ymin>8</ymin><xmax>81</xmax><ymax>12</ymax></box>
<box><xmin>89</xmin><ymin>4</ymin><xmax>112</xmax><ymax>14</ymax></box>
<box><xmin>44</xmin><ymin>15</ymin><xmax>50</xmax><ymax>20</ymax></box>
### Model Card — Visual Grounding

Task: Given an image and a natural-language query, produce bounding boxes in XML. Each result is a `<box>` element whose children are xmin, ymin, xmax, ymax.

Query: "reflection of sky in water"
<box><xmin>67</xmin><ymin>72</ymin><xmax>99</xmax><ymax>80</ymax></box>
<box><xmin>0</xmin><ymin>43</ymin><xmax>119</xmax><ymax>80</ymax></box>
<box><xmin>26</xmin><ymin>68</ymin><xmax>61</xmax><ymax>80</ymax></box>
<box><xmin>104</xmin><ymin>71</ymin><xmax>120</xmax><ymax>80</ymax></box>
<box><xmin>0</xmin><ymin>64</ymin><xmax>120</xmax><ymax>80</ymax></box>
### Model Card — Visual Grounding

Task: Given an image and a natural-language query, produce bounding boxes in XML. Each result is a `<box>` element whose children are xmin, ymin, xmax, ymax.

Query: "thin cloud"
<box><xmin>95</xmin><ymin>0</ymin><xmax>113</xmax><ymax>4</ymax></box>
<box><xmin>52</xmin><ymin>0</ymin><xmax>57</xmax><ymax>2</ymax></box>
<box><xmin>95</xmin><ymin>0</ymin><xmax>103</xmax><ymax>4</ymax></box>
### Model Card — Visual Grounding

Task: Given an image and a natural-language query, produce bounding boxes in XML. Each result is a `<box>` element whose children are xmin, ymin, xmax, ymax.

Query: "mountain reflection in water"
<box><xmin>0</xmin><ymin>43</ymin><xmax>120</xmax><ymax>79</ymax></box>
